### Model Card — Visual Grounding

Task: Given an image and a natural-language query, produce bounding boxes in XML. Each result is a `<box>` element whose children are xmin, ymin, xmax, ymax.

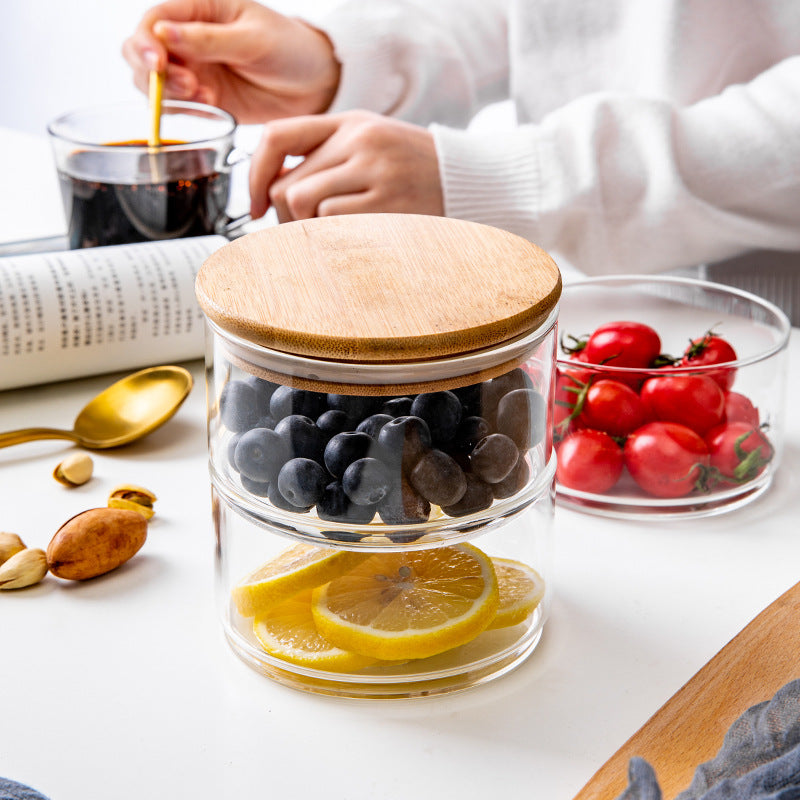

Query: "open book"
<box><xmin>0</xmin><ymin>235</ymin><xmax>228</xmax><ymax>392</ymax></box>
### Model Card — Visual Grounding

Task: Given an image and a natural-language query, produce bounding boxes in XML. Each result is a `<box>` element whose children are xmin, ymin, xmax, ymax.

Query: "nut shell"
<box><xmin>0</xmin><ymin>532</ymin><xmax>26</xmax><ymax>565</ymax></box>
<box><xmin>53</xmin><ymin>452</ymin><xmax>94</xmax><ymax>487</ymax></box>
<box><xmin>108</xmin><ymin>484</ymin><xmax>157</xmax><ymax>519</ymax></box>
<box><xmin>47</xmin><ymin>508</ymin><xmax>148</xmax><ymax>581</ymax></box>
<box><xmin>0</xmin><ymin>548</ymin><xmax>48</xmax><ymax>589</ymax></box>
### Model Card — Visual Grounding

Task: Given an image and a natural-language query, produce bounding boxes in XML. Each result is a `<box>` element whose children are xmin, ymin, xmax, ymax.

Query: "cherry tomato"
<box><xmin>556</xmin><ymin>429</ymin><xmax>624</xmax><ymax>494</ymax></box>
<box><xmin>680</xmin><ymin>332</ymin><xmax>738</xmax><ymax>391</ymax></box>
<box><xmin>704</xmin><ymin>422</ymin><xmax>773</xmax><ymax>484</ymax></box>
<box><xmin>583</xmin><ymin>321</ymin><xmax>661</xmax><ymax>369</ymax></box>
<box><xmin>624</xmin><ymin>421</ymin><xmax>710</xmax><ymax>498</ymax></box>
<box><xmin>724</xmin><ymin>391</ymin><xmax>759</xmax><ymax>426</ymax></box>
<box><xmin>640</xmin><ymin>374</ymin><xmax>725</xmax><ymax>435</ymax></box>
<box><xmin>578</xmin><ymin>379</ymin><xmax>649</xmax><ymax>438</ymax></box>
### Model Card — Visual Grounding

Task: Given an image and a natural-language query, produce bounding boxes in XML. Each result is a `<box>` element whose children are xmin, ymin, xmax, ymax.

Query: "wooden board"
<box><xmin>573</xmin><ymin>580</ymin><xmax>800</xmax><ymax>800</ymax></box>
<box><xmin>196</xmin><ymin>214</ymin><xmax>561</xmax><ymax>362</ymax></box>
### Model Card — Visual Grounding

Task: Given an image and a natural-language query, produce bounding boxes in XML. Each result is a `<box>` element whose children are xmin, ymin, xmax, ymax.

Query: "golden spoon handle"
<box><xmin>0</xmin><ymin>427</ymin><xmax>80</xmax><ymax>449</ymax></box>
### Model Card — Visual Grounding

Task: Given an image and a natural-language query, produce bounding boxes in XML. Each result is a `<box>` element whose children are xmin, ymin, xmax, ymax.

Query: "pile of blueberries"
<box><xmin>220</xmin><ymin>367</ymin><xmax>547</xmax><ymax>537</ymax></box>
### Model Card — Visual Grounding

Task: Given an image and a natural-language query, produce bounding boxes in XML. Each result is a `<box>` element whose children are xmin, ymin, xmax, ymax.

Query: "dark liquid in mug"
<box><xmin>59</xmin><ymin>139</ymin><xmax>229</xmax><ymax>248</ymax></box>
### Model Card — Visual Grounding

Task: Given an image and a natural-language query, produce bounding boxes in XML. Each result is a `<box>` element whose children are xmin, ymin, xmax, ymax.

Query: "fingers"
<box><xmin>248</xmin><ymin>112</ymin><xmax>445</xmax><ymax>223</ymax></box>
<box><xmin>271</xmin><ymin>164</ymin><xmax>369</xmax><ymax>222</ymax></box>
<box><xmin>249</xmin><ymin>116</ymin><xmax>345</xmax><ymax>218</ymax></box>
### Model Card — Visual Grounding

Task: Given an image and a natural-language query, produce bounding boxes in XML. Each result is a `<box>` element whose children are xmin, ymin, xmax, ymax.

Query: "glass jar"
<box><xmin>196</xmin><ymin>214</ymin><xmax>562</xmax><ymax>698</ymax></box>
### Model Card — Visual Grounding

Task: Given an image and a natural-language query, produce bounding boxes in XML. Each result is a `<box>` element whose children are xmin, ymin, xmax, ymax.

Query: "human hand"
<box><xmin>249</xmin><ymin>111</ymin><xmax>444</xmax><ymax>222</ymax></box>
<box><xmin>122</xmin><ymin>0</ymin><xmax>341</xmax><ymax>123</ymax></box>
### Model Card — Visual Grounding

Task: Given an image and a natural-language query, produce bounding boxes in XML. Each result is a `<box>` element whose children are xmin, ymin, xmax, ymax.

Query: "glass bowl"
<box><xmin>554</xmin><ymin>275</ymin><xmax>791</xmax><ymax>519</ymax></box>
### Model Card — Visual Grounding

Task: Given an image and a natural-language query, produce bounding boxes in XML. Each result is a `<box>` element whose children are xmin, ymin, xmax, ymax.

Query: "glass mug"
<box><xmin>48</xmin><ymin>100</ymin><xmax>250</xmax><ymax>249</ymax></box>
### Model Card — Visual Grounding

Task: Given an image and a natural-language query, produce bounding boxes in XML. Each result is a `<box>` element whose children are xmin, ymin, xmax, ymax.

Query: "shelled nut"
<box><xmin>53</xmin><ymin>452</ymin><xmax>94</xmax><ymax>487</ymax></box>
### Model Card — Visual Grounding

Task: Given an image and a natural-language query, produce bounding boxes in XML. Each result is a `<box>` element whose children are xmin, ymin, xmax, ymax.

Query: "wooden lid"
<box><xmin>196</xmin><ymin>214</ymin><xmax>561</xmax><ymax>363</ymax></box>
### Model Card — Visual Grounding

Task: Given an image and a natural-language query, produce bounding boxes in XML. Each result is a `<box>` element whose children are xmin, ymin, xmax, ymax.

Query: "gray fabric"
<box><xmin>0</xmin><ymin>778</ymin><xmax>50</xmax><ymax>800</ymax></box>
<box><xmin>617</xmin><ymin>679</ymin><xmax>800</xmax><ymax>800</ymax></box>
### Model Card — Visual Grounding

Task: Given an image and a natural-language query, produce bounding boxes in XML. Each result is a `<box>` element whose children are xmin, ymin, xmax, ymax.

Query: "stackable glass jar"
<box><xmin>196</xmin><ymin>214</ymin><xmax>562</xmax><ymax>698</ymax></box>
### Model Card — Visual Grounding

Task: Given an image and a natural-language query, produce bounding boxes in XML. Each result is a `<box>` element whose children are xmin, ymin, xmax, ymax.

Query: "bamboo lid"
<box><xmin>195</xmin><ymin>214</ymin><xmax>561</xmax><ymax>363</ymax></box>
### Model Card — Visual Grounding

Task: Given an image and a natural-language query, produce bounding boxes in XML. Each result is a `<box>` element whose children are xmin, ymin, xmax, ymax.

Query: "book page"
<box><xmin>0</xmin><ymin>235</ymin><xmax>227</xmax><ymax>391</ymax></box>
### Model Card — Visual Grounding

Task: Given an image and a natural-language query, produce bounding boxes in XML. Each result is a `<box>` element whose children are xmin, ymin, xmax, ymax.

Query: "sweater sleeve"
<box><xmin>321</xmin><ymin>0</ymin><xmax>510</xmax><ymax>126</ymax></box>
<box><xmin>432</xmin><ymin>55</ymin><xmax>800</xmax><ymax>275</ymax></box>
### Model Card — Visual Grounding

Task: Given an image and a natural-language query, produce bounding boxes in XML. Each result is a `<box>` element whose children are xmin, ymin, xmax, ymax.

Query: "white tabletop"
<box><xmin>2</xmin><ymin>127</ymin><xmax>800</xmax><ymax>800</ymax></box>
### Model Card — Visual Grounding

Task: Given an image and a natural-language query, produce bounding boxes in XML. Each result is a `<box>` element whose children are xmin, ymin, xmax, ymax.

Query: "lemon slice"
<box><xmin>253</xmin><ymin>590</ymin><xmax>378</xmax><ymax>672</ymax></box>
<box><xmin>232</xmin><ymin>543</ymin><xmax>368</xmax><ymax>618</ymax></box>
<box><xmin>487</xmin><ymin>557</ymin><xmax>546</xmax><ymax>630</ymax></box>
<box><xmin>311</xmin><ymin>543</ymin><xmax>499</xmax><ymax>661</ymax></box>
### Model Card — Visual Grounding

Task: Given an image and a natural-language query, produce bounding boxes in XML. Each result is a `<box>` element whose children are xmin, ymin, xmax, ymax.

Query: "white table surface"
<box><xmin>2</xmin><ymin>127</ymin><xmax>800</xmax><ymax>800</ymax></box>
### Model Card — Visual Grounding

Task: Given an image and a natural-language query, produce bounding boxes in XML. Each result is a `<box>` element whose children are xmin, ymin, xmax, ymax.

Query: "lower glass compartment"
<box><xmin>225</xmin><ymin>605</ymin><xmax>544</xmax><ymax>699</ymax></box>
<box><xmin>213</xmin><ymin>462</ymin><xmax>554</xmax><ymax>699</ymax></box>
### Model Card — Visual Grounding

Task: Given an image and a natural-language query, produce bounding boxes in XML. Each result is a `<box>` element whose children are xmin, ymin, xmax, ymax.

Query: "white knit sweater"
<box><xmin>321</xmin><ymin>0</ymin><xmax>800</xmax><ymax>275</ymax></box>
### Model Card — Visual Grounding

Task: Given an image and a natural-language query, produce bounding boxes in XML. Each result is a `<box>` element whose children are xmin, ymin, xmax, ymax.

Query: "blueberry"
<box><xmin>376</xmin><ymin>415</ymin><xmax>431</xmax><ymax>474</ymax></box>
<box><xmin>326</xmin><ymin>393</ymin><xmax>382</xmax><ymax>422</ymax></box>
<box><xmin>450</xmin><ymin>415</ymin><xmax>491</xmax><ymax>455</ymax></box>
<box><xmin>269</xmin><ymin>385</ymin><xmax>327</xmax><ymax>421</ymax></box>
<box><xmin>495</xmin><ymin>389</ymin><xmax>547</xmax><ymax>449</ymax></box>
<box><xmin>441</xmin><ymin>473</ymin><xmax>494</xmax><ymax>517</ymax></box>
<box><xmin>317</xmin><ymin>481</ymin><xmax>377</xmax><ymax>524</ymax></box>
<box><xmin>452</xmin><ymin>383</ymin><xmax>484</xmax><ymax>418</ymax></box>
<box><xmin>234</xmin><ymin>427</ymin><xmax>289</xmax><ymax>483</ymax></box>
<box><xmin>277</xmin><ymin>458</ymin><xmax>328</xmax><ymax>508</ymax></box>
<box><xmin>492</xmin><ymin>456</ymin><xmax>530</xmax><ymax>499</ymax></box>
<box><xmin>469</xmin><ymin>433</ymin><xmax>520</xmax><ymax>484</ymax></box>
<box><xmin>244</xmin><ymin>375</ymin><xmax>280</xmax><ymax>416</ymax></box>
<box><xmin>268</xmin><ymin>480</ymin><xmax>309</xmax><ymax>512</ymax></box>
<box><xmin>381</xmin><ymin>396</ymin><xmax>414</xmax><ymax>417</ymax></box>
<box><xmin>342</xmin><ymin>457</ymin><xmax>392</xmax><ymax>505</ymax></box>
<box><xmin>219</xmin><ymin>380</ymin><xmax>261</xmax><ymax>432</ymax></box>
<box><xmin>409</xmin><ymin>449</ymin><xmax>467</xmax><ymax>507</ymax></box>
<box><xmin>253</xmin><ymin>414</ymin><xmax>277</xmax><ymax>431</ymax></box>
<box><xmin>377</xmin><ymin>476</ymin><xmax>430</xmax><ymax>526</ymax></box>
<box><xmin>316</xmin><ymin>409</ymin><xmax>352</xmax><ymax>441</ymax></box>
<box><xmin>275</xmin><ymin>414</ymin><xmax>327</xmax><ymax>462</ymax></box>
<box><xmin>324</xmin><ymin>431</ymin><xmax>375</xmax><ymax>479</ymax></box>
<box><xmin>240</xmin><ymin>475</ymin><xmax>271</xmax><ymax>497</ymax></box>
<box><xmin>227</xmin><ymin>432</ymin><xmax>243</xmax><ymax>471</ymax></box>
<box><xmin>492</xmin><ymin>368</ymin><xmax>534</xmax><ymax>396</ymax></box>
<box><xmin>356</xmin><ymin>413</ymin><xmax>393</xmax><ymax>439</ymax></box>
<box><xmin>321</xmin><ymin>530</ymin><xmax>369</xmax><ymax>543</ymax></box>
<box><xmin>410</xmin><ymin>391</ymin><xmax>462</xmax><ymax>446</ymax></box>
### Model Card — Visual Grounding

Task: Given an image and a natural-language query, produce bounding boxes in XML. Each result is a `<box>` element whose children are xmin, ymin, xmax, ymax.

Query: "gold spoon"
<box><xmin>0</xmin><ymin>365</ymin><xmax>193</xmax><ymax>450</ymax></box>
<box><xmin>148</xmin><ymin>69</ymin><xmax>165</xmax><ymax>148</ymax></box>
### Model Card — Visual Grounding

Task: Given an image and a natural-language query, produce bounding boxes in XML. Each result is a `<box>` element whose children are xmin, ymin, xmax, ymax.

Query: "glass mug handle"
<box><xmin>220</xmin><ymin>146</ymin><xmax>253</xmax><ymax>238</ymax></box>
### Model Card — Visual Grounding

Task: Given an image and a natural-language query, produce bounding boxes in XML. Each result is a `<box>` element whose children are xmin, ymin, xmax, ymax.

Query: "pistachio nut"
<box><xmin>0</xmin><ymin>548</ymin><xmax>48</xmax><ymax>590</ymax></box>
<box><xmin>108</xmin><ymin>484</ymin><xmax>157</xmax><ymax>520</ymax></box>
<box><xmin>53</xmin><ymin>452</ymin><xmax>94</xmax><ymax>487</ymax></box>
<box><xmin>0</xmin><ymin>532</ymin><xmax>27</xmax><ymax>566</ymax></box>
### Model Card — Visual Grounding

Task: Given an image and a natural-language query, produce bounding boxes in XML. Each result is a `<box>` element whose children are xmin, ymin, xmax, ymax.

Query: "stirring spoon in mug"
<box><xmin>148</xmin><ymin>69</ymin><xmax>165</xmax><ymax>147</ymax></box>
<box><xmin>0</xmin><ymin>366</ymin><xmax>193</xmax><ymax>450</ymax></box>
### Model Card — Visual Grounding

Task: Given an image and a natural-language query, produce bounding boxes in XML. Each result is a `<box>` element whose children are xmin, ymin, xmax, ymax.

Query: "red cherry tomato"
<box><xmin>704</xmin><ymin>422</ymin><xmax>773</xmax><ymax>484</ymax></box>
<box><xmin>639</xmin><ymin>374</ymin><xmax>725</xmax><ymax>435</ymax></box>
<box><xmin>724</xmin><ymin>391</ymin><xmax>760</xmax><ymax>426</ymax></box>
<box><xmin>557</xmin><ymin>429</ymin><xmax>624</xmax><ymax>494</ymax></box>
<box><xmin>624</xmin><ymin>421</ymin><xmax>710</xmax><ymax>498</ymax></box>
<box><xmin>578</xmin><ymin>379</ymin><xmax>649</xmax><ymax>438</ymax></box>
<box><xmin>680</xmin><ymin>332</ymin><xmax>738</xmax><ymax>391</ymax></box>
<box><xmin>583</xmin><ymin>321</ymin><xmax>661</xmax><ymax>369</ymax></box>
